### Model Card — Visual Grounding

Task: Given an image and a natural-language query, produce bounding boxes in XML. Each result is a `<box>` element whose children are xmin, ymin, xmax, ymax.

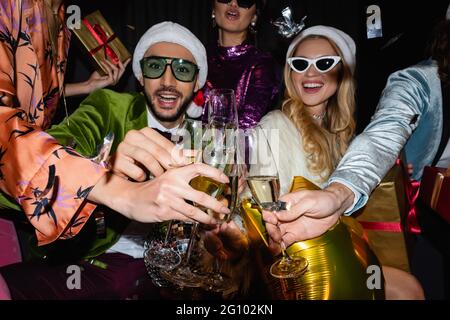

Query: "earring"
<box><xmin>212</xmin><ymin>12</ymin><xmax>216</xmax><ymax>28</ymax></box>
<box><xmin>249</xmin><ymin>20</ymin><xmax>257</xmax><ymax>34</ymax></box>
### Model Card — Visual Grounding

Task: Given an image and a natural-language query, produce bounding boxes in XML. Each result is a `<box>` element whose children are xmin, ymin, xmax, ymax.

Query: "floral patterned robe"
<box><xmin>0</xmin><ymin>0</ymin><xmax>106</xmax><ymax>245</ymax></box>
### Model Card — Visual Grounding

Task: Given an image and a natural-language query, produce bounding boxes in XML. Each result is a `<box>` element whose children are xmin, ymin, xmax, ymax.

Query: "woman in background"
<box><xmin>195</xmin><ymin>0</ymin><xmax>280</xmax><ymax>129</ymax></box>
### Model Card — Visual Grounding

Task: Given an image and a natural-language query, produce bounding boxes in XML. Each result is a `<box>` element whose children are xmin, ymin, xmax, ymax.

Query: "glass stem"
<box><xmin>280</xmin><ymin>240</ymin><xmax>292</xmax><ymax>263</ymax></box>
<box><xmin>163</xmin><ymin>220</ymin><xmax>174</xmax><ymax>244</ymax></box>
<box><xmin>182</xmin><ymin>222</ymin><xmax>199</xmax><ymax>266</ymax></box>
<box><xmin>213</xmin><ymin>257</ymin><xmax>222</xmax><ymax>276</ymax></box>
<box><xmin>273</xmin><ymin>207</ymin><xmax>293</xmax><ymax>263</ymax></box>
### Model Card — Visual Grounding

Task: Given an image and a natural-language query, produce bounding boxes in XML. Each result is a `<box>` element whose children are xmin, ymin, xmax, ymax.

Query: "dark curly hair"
<box><xmin>427</xmin><ymin>19</ymin><xmax>450</xmax><ymax>88</ymax></box>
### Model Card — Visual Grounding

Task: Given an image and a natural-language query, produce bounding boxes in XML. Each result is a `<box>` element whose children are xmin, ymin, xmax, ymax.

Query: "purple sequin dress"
<box><xmin>202</xmin><ymin>41</ymin><xmax>281</xmax><ymax>130</ymax></box>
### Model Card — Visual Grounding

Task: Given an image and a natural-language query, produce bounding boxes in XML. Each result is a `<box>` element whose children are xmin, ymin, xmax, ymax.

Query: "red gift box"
<box><xmin>419</xmin><ymin>166</ymin><xmax>450</xmax><ymax>224</ymax></box>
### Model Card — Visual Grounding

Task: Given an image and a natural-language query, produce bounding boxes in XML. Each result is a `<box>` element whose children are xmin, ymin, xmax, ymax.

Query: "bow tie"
<box><xmin>152</xmin><ymin>127</ymin><xmax>182</xmax><ymax>144</ymax></box>
<box><xmin>152</xmin><ymin>127</ymin><xmax>172</xmax><ymax>140</ymax></box>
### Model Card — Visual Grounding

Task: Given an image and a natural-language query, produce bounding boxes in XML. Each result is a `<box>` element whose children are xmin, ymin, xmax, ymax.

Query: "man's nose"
<box><xmin>160</xmin><ymin>64</ymin><xmax>177</xmax><ymax>86</ymax></box>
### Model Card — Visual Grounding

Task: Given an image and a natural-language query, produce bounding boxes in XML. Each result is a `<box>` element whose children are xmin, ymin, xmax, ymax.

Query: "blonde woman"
<box><xmin>259</xmin><ymin>26</ymin><xmax>356</xmax><ymax>194</ymax></box>
<box><xmin>260</xmin><ymin>25</ymin><xmax>423</xmax><ymax>299</ymax></box>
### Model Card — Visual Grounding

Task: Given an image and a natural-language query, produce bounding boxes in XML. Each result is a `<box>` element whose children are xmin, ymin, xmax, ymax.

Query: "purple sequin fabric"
<box><xmin>202</xmin><ymin>41</ymin><xmax>281</xmax><ymax>129</ymax></box>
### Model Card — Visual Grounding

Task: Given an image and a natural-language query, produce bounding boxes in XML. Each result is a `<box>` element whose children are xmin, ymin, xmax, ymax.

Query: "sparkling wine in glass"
<box><xmin>145</xmin><ymin>119</ymin><xmax>203</xmax><ymax>272</ymax></box>
<box><xmin>245</xmin><ymin>127</ymin><xmax>308</xmax><ymax>279</ymax></box>
<box><xmin>159</xmin><ymin>119</ymin><xmax>212</xmax><ymax>288</ymax></box>
<box><xmin>201</xmin><ymin>88</ymin><xmax>241</xmax><ymax>292</ymax></box>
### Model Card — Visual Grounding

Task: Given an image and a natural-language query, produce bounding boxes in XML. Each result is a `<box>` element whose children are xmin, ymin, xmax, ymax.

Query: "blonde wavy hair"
<box><xmin>282</xmin><ymin>35</ymin><xmax>356</xmax><ymax>181</ymax></box>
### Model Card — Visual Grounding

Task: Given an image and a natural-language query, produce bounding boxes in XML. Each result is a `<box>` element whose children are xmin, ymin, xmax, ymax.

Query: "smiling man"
<box><xmin>136</xmin><ymin>33</ymin><xmax>206</xmax><ymax>129</ymax></box>
<box><xmin>0</xmin><ymin>21</ymin><xmax>228</xmax><ymax>300</ymax></box>
<box><xmin>140</xmin><ymin>43</ymin><xmax>197</xmax><ymax>126</ymax></box>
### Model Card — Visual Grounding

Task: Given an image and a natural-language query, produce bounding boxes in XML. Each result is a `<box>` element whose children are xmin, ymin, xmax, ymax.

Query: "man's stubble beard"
<box><xmin>145</xmin><ymin>89</ymin><xmax>194</xmax><ymax>123</ymax></box>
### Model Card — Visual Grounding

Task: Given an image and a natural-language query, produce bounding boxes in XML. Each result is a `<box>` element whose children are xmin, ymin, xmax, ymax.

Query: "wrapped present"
<box><xmin>419</xmin><ymin>166</ymin><xmax>450</xmax><ymax>224</ymax></box>
<box><xmin>354</xmin><ymin>160</ymin><xmax>419</xmax><ymax>272</ymax></box>
<box><xmin>71</xmin><ymin>10</ymin><xmax>131</xmax><ymax>75</ymax></box>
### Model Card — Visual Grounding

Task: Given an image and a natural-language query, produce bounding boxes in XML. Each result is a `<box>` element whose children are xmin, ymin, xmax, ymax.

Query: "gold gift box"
<box><xmin>71</xmin><ymin>10</ymin><xmax>131</xmax><ymax>75</ymax></box>
<box><xmin>354</xmin><ymin>162</ymin><xmax>412</xmax><ymax>272</ymax></box>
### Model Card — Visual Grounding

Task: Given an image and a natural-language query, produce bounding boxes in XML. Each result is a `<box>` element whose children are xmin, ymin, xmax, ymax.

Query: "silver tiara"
<box><xmin>272</xmin><ymin>7</ymin><xmax>307</xmax><ymax>39</ymax></box>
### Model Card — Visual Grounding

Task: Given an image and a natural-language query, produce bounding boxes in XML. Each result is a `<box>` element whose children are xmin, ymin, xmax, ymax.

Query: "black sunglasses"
<box><xmin>217</xmin><ymin>0</ymin><xmax>256</xmax><ymax>9</ymax></box>
<box><xmin>140</xmin><ymin>56</ymin><xmax>199</xmax><ymax>82</ymax></box>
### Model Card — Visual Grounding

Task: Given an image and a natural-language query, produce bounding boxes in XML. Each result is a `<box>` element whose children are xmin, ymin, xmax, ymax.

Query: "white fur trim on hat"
<box><xmin>286</xmin><ymin>25</ymin><xmax>356</xmax><ymax>74</ymax></box>
<box><xmin>132</xmin><ymin>21</ymin><xmax>207</xmax><ymax>87</ymax></box>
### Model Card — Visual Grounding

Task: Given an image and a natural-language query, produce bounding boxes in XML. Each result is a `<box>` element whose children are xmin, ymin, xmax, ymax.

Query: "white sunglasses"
<box><xmin>287</xmin><ymin>56</ymin><xmax>342</xmax><ymax>73</ymax></box>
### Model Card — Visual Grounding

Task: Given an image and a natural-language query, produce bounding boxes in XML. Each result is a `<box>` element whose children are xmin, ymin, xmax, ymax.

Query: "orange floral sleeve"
<box><xmin>0</xmin><ymin>0</ymin><xmax>106</xmax><ymax>245</ymax></box>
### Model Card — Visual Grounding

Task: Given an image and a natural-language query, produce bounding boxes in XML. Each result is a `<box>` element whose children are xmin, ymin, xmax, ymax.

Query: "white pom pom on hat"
<box><xmin>186</xmin><ymin>101</ymin><xmax>204</xmax><ymax>118</ymax></box>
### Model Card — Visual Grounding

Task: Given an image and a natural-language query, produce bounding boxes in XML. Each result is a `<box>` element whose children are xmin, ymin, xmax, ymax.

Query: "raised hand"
<box><xmin>110</xmin><ymin>127</ymin><xmax>191</xmax><ymax>181</ymax></box>
<box><xmin>87</xmin><ymin>59</ymin><xmax>130</xmax><ymax>90</ymax></box>
<box><xmin>64</xmin><ymin>59</ymin><xmax>131</xmax><ymax>97</ymax></box>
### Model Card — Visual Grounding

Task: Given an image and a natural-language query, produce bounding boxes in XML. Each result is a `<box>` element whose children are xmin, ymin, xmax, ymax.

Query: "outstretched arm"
<box><xmin>262</xmin><ymin>63</ymin><xmax>437</xmax><ymax>245</ymax></box>
<box><xmin>329</xmin><ymin>64</ymin><xmax>435</xmax><ymax>213</ymax></box>
<box><xmin>0</xmin><ymin>3</ymin><xmax>106</xmax><ymax>245</ymax></box>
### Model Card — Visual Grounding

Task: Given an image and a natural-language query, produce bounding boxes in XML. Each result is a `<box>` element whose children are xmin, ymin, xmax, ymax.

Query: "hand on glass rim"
<box><xmin>111</xmin><ymin>127</ymin><xmax>193</xmax><ymax>181</ymax></box>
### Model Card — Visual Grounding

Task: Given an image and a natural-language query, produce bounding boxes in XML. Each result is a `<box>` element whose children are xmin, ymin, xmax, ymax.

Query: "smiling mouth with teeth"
<box><xmin>159</xmin><ymin>94</ymin><xmax>178</xmax><ymax>102</ymax></box>
<box><xmin>156</xmin><ymin>92</ymin><xmax>181</xmax><ymax>107</ymax></box>
<box><xmin>226</xmin><ymin>10</ymin><xmax>239</xmax><ymax>19</ymax></box>
<box><xmin>303</xmin><ymin>83</ymin><xmax>323</xmax><ymax>88</ymax></box>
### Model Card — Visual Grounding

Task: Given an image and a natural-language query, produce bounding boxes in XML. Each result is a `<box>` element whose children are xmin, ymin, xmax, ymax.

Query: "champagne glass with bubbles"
<box><xmin>163</xmin><ymin>89</ymin><xmax>239</xmax><ymax>291</ymax></box>
<box><xmin>144</xmin><ymin>119</ymin><xmax>203</xmax><ymax>273</ymax></box>
<box><xmin>246</xmin><ymin>127</ymin><xmax>308</xmax><ymax>279</ymax></box>
<box><xmin>158</xmin><ymin>118</ymin><xmax>211</xmax><ymax>288</ymax></box>
<box><xmin>201</xmin><ymin>88</ymin><xmax>239</xmax><ymax>292</ymax></box>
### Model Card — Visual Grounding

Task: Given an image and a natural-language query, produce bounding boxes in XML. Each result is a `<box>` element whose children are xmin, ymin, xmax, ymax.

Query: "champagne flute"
<box><xmin>200</xmin><ymin>88</ymin><xmax>239</xmax><ymax>292</ymax></box>
<box><xmin>204</xmin><ymin>88</ymin><xmax>238</xmax><ymax>221</ymax></box>
<box><xmin>161</xmin><ymin>119</ymin><xmax>213</xmax><ymax>288</ymax></box>
<box><xmin>167</xmin><ymin>127</ymin><xmax>236</xmax><ymax>289</ymax></box>
<box><xmin>245</xmin><ymin>127</ymin><xmax>308</xmax><ymax>279</ymax></box>
<box><xmin>144</xmin><ymin>119</ymin><xmax>203</xmax><ymax>272</ymax></box>
<box><xmin>163</xmin><ymin>90</ymin><xmax>239</xmax><ymax>290</ymax></box>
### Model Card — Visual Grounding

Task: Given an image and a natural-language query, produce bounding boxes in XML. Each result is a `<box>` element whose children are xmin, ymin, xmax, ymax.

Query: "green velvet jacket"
<box><xmin>50</xmin><ymin>89</ymin><xmax>148</xmax><ymax>158</ymax></box>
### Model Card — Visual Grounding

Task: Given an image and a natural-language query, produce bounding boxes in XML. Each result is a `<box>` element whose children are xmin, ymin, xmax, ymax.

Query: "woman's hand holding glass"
<box><xmin>244</xmin><ymin>127</ymin><xmax>308</xmax><ymax>279</ymax></box>
<box><xmin>262</xmin><ymin>190</ymin><xmax>341</xmax><ymax>247</ymax></box>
